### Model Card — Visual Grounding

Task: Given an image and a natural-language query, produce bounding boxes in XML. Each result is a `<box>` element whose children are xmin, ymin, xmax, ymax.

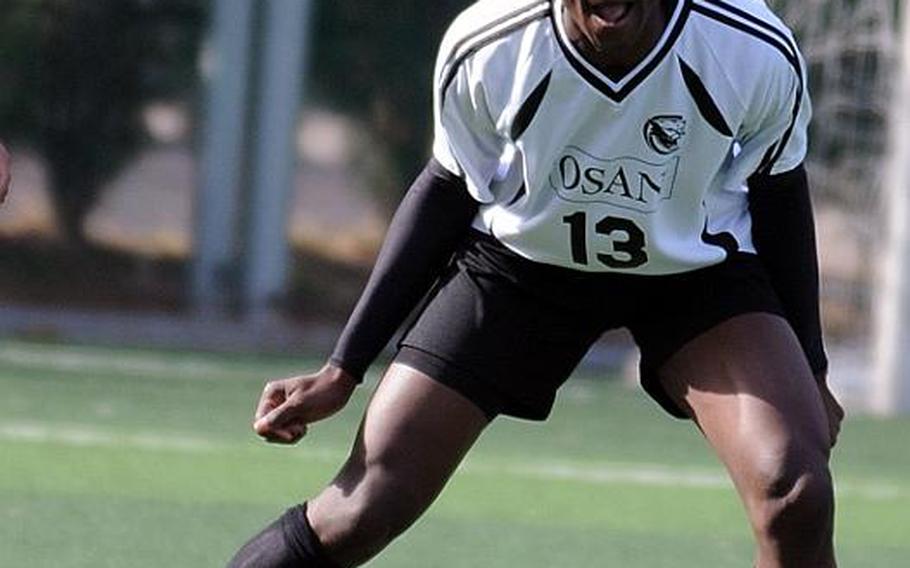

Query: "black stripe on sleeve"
<box><xmin>756</xmin><ymin>143</ymin><xmax>779</xmax><ymax>175</ymax></box>
<box><xmin>700</xmin><ymin>0</ymin><xmax>798</xmax><ymax>57</ymax></box>
<box><xmin>440</xmin><ymin>1</ymin><xmax>550</xmax><ymax>75</ymax></box>
<box><xmin>691</xmin><ymin>2</ymin><xmax>804</xmax><ymax>174</ymax></box>
<box><xmin>763</xmin><ymin>81</ymin><xmax>803</xmax><ymax>175</ymax></box>
<box><xmin>678</xmin><ymin>57</ymin><xmax>733</xmax><ymax>137</ymax></box>
<box><xmin>690</xmin><ymin>4</ymin><xmax>800</xmax><ymax>75</ymax></box>
<box><xmin>511</xmin><ymin>71</ymin><xmax>553</xmax><ymax>140</ymax></box>
<box><xmin>439</xmin><ymin>3</ymin><xmax>550</xmax><ymax>107</ymax></box>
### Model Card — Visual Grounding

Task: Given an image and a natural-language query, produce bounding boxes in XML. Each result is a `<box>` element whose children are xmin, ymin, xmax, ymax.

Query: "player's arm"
<box><xmin>253</xmin><ymin>159</ymin><xmax>478</xmax><ymax>443</ymax></box>
<box><xmin>329</xmin><ymin>160</ymin><xmax>477</xmax><ymax>378</ymax></box>
<box><xmin>0</xmin><ymin>142</ymin><xmax>11</xmax><ymax>205</ymax></box>
<box><xmin>737</xmin><ymin>37</ymin><xmax>827</xmax><ymax>377</ymax></box>
<box><xmin>253</xmin><ymin>18</ymin><xmax>502</xmax><ymax>443</ymax></box>
<box><xmin>748</xmin><ymin>165</ymin><xmax>843</xmax><ymax>445</ymax></box>
<box><xmin>748</xmin><ymin>164</ymin><xmax>826</xmax><ymax>374</ymax></box>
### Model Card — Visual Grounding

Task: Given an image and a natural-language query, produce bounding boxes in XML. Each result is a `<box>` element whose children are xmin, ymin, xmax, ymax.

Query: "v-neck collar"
<box><xmin>551</xmin><ymin>0</ymin><xmax>692</xmax><ymax>103</ymax></box>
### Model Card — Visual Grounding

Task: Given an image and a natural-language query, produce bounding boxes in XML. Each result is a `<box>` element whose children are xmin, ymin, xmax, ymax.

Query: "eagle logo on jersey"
<box><xmin>643</xmin><ymin>115</ymin><xmax>686</xmax><ymax>155</ymax></box>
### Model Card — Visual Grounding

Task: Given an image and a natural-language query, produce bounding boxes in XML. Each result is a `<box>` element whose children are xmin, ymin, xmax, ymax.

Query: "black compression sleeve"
<box><xmin>748</xmin><ymin>164</ymin><xmax>828</xmax><ymax>375</ymax></box>
<box><xmin>328</xmin><ymin>159</ymin><xmax>479</xmax><ymax>381</ymax></box>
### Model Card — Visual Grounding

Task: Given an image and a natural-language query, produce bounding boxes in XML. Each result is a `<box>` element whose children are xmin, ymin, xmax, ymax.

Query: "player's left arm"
<box><xmin>736</xmin><ymin>38</ymin><xmax>843</xmax><ymax>446</ymax></box>
<box><xmin>748</xmin><ymin>165</ymin><xmax>843</xmax><ymax>447</ymax></box>
<box><xmin>748</xmin><ymin>165</ymin><xmax>824</xmax><ymax>375</ymax></box>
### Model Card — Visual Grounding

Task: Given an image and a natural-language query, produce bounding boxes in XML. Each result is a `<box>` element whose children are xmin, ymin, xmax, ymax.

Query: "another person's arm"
<box><xmin>253</xmin><ymin>159</ymin><xmax>478</xmax><ymax>443</ymax></box>
<box><xmin>0</xmin><ymin>142</ymin><xmax>11</xmax><ymax>205</ymax></box>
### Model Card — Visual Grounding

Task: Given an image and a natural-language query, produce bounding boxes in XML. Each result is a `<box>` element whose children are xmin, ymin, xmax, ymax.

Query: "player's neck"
<box><xmin>564</xmin><ymin>0</ymin><xmax>674</xmax><ymax>80</ymax></box>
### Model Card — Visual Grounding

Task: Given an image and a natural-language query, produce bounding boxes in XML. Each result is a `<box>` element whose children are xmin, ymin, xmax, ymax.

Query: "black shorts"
<box><xmin>395</xmin><ymin>231</ymin><xmax>785</xmax><ymax>421</ymax></box>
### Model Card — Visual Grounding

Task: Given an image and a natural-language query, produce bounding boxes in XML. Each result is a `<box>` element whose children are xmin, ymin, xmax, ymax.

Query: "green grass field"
<box><xmin>1</xmin><ymin>339</ymin><xmax>908</xmax><ymax>567</ymax></box>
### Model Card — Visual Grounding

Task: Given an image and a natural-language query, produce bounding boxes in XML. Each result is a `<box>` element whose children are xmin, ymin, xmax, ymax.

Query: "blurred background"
<box><xmin>0</xmin><ymin>0</ymin><xmax>466</xmax><ymax>349</ymax></box>
<box><xmin>1</xmin><ymin>1</ymin><xmax>909</xmax><ymax>567</ymax></box>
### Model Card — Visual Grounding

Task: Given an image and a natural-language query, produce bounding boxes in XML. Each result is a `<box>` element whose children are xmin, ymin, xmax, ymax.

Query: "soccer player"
<box><xmin>0</xmin><ymin>141</ymin><xmax>10</xmax><ymax>205</ymax></box>
<box><xmin>228</xmin><ymin>0</ymin><xmax>844</xmax><ymax>566</ymax></box>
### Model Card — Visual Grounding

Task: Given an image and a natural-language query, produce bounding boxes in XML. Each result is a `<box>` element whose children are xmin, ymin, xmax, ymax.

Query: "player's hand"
<box><xmin>0</xmin><ymin>142</ymin><xmax>11</xmax><ymax>205</ymax></box>
<box><xmin>816</xmin><ymin>371</ymin><xmax>844</xmax><ymax>449</ymax></box>
<box><xmin>253</xmin><ymin>363</ymin><xmax>358</xmax><ymax>444</ymax></box>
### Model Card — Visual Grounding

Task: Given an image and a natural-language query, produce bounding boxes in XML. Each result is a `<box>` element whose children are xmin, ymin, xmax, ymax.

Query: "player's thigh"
<box><xmin>308</xmin><ymin>362</ymin><xmax>490</xmax><ymax>545</ymax></box>
<box><xmin>658</xmin><ymin>313</ymin><xmax>830</xmax><ymax>492</ymax></box>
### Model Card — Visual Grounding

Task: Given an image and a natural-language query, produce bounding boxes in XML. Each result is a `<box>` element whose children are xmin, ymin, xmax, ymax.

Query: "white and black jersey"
<box><xmin>432</xmin><ymin>0</ymin><xmax>810</xmax><ymax>275</ymax></box>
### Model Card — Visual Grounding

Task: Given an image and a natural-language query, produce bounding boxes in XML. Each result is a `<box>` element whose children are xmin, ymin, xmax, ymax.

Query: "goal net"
<box><xmin>768</xmin><ymin>0</ymin><xmax>901</xmax><ymax>411</ymax></box>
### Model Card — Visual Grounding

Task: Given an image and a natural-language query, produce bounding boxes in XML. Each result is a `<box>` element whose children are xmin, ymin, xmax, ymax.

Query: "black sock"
<box><xmin>227</xmin><ymin>503</ymin><xmax>340</xmax><ymax>568</ymax></box>
<box><xmin>282</xmin><ymin>503</ymin><xmax>341</xmax><ymax>568</ymax></box>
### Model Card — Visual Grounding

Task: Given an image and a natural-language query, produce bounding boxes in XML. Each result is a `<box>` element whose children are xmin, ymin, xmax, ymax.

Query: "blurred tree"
<box><xmin>309</xmin><ymin>2</ymin><xmax>468</xmax><ymax>210</ymax></box>
<box><xmin>0</xmin><ymin>0</ymin><xmax>466</xmax><ymax>241</ymax></box>
<box><xmin>0</xmin><ymin>0</ymin><xmax>205</xmax><ymax>246</ymax></box>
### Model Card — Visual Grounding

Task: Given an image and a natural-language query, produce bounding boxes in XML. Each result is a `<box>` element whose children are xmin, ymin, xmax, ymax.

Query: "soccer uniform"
<box><xmin>337</xmin><ymin>0</ymin><xmax>822</xmax><ymax>420</ymax></box>
<box><xmin>432</xmin><ymin>0</ymin><xmax>809</xmax><ymax>275</ymax></box>
<box><xmin>232</xmin><ymin>4</ymin><xmax>831</xmax><ymax>565</ymax></box>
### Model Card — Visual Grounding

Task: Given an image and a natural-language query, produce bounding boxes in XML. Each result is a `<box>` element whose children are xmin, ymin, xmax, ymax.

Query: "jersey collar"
<box><xmin>551</xmin><ymin>0</ymin><xmax>692</xmax><ymax>103</ymax></box>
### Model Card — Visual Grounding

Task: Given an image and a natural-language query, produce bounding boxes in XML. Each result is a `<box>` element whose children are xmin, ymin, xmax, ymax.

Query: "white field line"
<box><xmin>488</xmin><ymin>461</ymin><xmax>731</xmax><ymax>489</ymax></box>
<box><xmin>0</xmin><ymin>343</ymin><xmax>272</xmax><ymax>380</ymax></box>
<box><xmin>0</xmin><ymin>422</ymin><xmax>229</xmax><ymax>453</ymax></box>
<box><xmin>0</xmin><ymin>421</ymin><xmax>344</xmax><ymax>462</ymax></box>
<box><xmin>1</xmin><ymin>421</ymin><xmax>906</xmax><ymax>501</ymax></box>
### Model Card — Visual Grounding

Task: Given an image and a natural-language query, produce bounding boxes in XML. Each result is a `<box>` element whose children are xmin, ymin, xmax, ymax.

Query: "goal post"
<box><xmin>871</xmin><ymin>0</ymin><xmax>910</xmax><ymax>416</ymax></box>
<box><xmin>768</xmin><ymin>0</ymin><xmax>905</xmax><ymax>414</ymax></box>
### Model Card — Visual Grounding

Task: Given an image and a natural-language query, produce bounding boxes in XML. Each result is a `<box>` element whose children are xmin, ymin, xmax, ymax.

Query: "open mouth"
<box><xmin>588</xmin><ymin>1</ymin><xmax>633</xmax><ymax>26</ymax></box>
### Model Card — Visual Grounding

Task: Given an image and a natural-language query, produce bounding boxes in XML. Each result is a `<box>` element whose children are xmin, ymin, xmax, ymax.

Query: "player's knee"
<box><xmin>751</xmin><ymin>449</ymin><xmax>834</xmax><ymax>543</ymax></box>
<box><xmin>314</xmin><ymin>476</ymin><xmax>421</xmax><ymax>564</ymax></box>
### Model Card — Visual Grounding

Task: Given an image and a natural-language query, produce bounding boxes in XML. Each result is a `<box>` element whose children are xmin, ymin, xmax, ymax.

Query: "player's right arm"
<box><xmin>252</xmin><ymin>12</ymin><xmax>504</xmax><ymax>444</ymax></box>
<box><xmin>253</xmin><ymin>160</ymin><xmax>479</xmax><ymax>444</ymax></box>
<box><xmin>0</xmin><ymin>142</ymin><xmax>11</xmax><ymax>205</ymax></box>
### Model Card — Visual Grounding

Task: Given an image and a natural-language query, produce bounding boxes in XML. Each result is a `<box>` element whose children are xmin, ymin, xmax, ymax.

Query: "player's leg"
<box><xmin>658</xmin><ymin>313</ymin><xmax>835</xmax><ymax>568</ymax></box>
<box><xmin>307</xmin><ymin>361</ymin><xmax>490</xmax><ymax>566</ymax></box>
<box><xmin>228</xmin><ymin>232</ymin><xmax>607</xmax><ymax>567</ymax></box>
<box><xmin>227</xmin><ymin>362</ymin><xmax>490</xmax><ymax>568</ymax></box>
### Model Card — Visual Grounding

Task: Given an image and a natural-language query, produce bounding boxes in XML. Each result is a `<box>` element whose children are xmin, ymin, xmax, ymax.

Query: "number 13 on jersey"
<box><xmin>562</xmin><ymin>211</ymin><xmax>648</xmax><ymax>269</ymax></box>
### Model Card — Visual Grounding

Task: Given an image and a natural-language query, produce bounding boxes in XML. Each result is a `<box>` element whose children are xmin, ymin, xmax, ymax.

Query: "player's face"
<box><xmin>564</xmin><ymin>0</ymin><xmax>669</xmax><ymax>68</ymax></box>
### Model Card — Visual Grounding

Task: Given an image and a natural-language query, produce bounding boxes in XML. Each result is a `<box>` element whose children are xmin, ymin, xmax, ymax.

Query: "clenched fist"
<box><xmin>253</xmin><ymin>364</ymin><xmax>358</xmax><ymax>444</ymax></box>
